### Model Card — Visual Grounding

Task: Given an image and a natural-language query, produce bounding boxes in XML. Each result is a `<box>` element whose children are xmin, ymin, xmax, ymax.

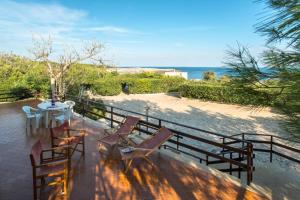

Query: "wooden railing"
<box><xmin>221</xmin><ymin>133</ymin><xmax>300</xmax><ymax>164</ymax></box>
<box><xmin>65</xmin><ymin>95</ymin><xmax>254</xmax><ymax>185</ymax></box>
<box><xmin>0</xmin><ymin>89</ymin><xmax>34</xmax><ymax>102</ymax></box>
<box><xmin>0</xmin><ymin>90</ymin><xmax>15</xmax><ymax>102</ymax></box>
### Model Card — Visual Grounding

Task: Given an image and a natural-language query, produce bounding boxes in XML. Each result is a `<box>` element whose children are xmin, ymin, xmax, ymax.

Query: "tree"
<box><xmin>225</xmin><ymin>0</ymin><xmax>300</xmax><ymax>135</ymax></box>
<box><xmin>30</xmin><ymin>36</ymin><xmax>104</xmax><ymax>99</ymax></box>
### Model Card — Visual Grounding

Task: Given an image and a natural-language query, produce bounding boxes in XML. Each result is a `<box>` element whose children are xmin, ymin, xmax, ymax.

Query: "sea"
<box><xmin>140</xmin><ymin>66</ymin><xmax>234</xmax><ymax>80</ymax></box>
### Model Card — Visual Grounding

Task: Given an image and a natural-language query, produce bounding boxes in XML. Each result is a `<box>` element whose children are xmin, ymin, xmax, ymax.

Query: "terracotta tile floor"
<box><xmin>0</xmin><ymin>100</ymin><xmax>269</xmax><ymax>200</ymax></box>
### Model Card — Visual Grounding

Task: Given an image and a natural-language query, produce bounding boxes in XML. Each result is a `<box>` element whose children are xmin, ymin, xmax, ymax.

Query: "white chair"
<box><xmin>51</xmin><ymin>101</ymin><xmax>75</xmax><ymax>127</ymax></box>
<box><xmin>51</xmin><ymin>107</ymin><xmax>71</xmax><ymax>127</ymax></box>
<box><xmin>22</xmin><ymin>106</ymin><xmax>42</xmax><ymax>133</ymax></box>
<box><xmin>64</xmin><ymin>101</ymin><xmax>75</xmax><ymax>118</ymax></box>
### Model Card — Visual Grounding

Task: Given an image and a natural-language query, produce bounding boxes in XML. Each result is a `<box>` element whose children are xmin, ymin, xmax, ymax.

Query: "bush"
<box><xmin>120</xmin><ymin>76</ymin><xmax>185</xmax><ymax>94</ymax></box>
<box><xmin>219</xmin><ymin>75</ymin><xmax>231</xmax><ymax>83</ymax></box>
<box><xmin>203</xmin><ymin>71</ymin><xmax>216</xmax><ymax>81</ymax></box>
<box><xmin>92</xmin><ymin>79</ymin><xmax>122</xmax><ymax>96</ymax></box>
<box><xmin>179</xmin><ymin>82</ymin><xmax>271</xmax><ymax>105</ymax></box>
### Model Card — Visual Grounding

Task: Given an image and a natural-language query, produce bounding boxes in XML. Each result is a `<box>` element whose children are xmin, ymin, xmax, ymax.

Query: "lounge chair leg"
<box><xmin>82</xmin><ymin>137</ymin><xmax>85</xmax><ymax>156</ymax></box>
<box><xmin>63</xmin><ymin>170</ymin><xmax>68</xmax><ymax>195</ymax></box>
<box><xmin>125</xmin><ymin>159</ymin><xmax>133</xmax><ymax>173</ymax></box>
<box><xmin>33</xmin><ymin>179</ymin><xmax>37</xmax><ymax>200</ymax></box>
<box><xmin>143</xmin><ymin>156</ymin><xmax>155</xmax><ymax>167</ymax></box>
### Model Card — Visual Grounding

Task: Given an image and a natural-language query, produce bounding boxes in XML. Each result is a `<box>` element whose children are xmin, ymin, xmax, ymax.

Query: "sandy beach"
<box><xmin>97</xmin><ymin>93</ymin><xmax>287</xmax><ymax>137</ymax></box>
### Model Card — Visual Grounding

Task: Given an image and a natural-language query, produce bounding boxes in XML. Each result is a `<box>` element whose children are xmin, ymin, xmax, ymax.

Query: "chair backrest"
<box><xmin>50</xmin><ymin>121</ymin><xmax>69</xmax><ymax>138</ymax></box>
<box><xmin>30</xmin><ymin>140</ymin><xmax>43</xmax><ymax>166</ymax></box>
<box><xmin>115</xmin><ymin>116</ymin><xmax>140</xmax><ymax>135</ymax></box>
<box><xmin>64</xmin><ymin>101</ymin><xmax>75</xmax><ymax>108</ymax></box>
<box><xmin>22</xmin><ymin>106</ymin><xmax>31</xmax><ymax>115</ymax></box>
<box><xmin>138</xmin><ymin>127</ymin><xmax>174</xmax><ymax>150</ymax></box>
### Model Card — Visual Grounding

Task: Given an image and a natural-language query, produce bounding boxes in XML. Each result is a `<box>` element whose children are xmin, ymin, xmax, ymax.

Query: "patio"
<box><xmin>0</xmin><ymin>99</ymin><xmax>268</xmax><ymax>200</ymax></box>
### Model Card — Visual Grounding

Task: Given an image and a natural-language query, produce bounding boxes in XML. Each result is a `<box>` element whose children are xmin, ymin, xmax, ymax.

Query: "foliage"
<box><xmin>219</xmin><ymin>75</ymin><xmax>231</xmax><ymax>83</ymax></box>
<box><xmin>225</xmin><ymin>0</ymin><xmax>300</xmax><ymax>135</ymax></box>
<box><xmin>203</xmin><ymin>71</ymin><xmax>216</xmax><ymax>81</ymax></box>
<box><xmin>92</xmin><ymin>79</ymin><xmax>122</xmax><ymax>96</ymax></box>
<box><xmin>0</xmin><ymin>53</ymin><xmax>50</xmax><ymax>98</ymax></box>
<box><xmin>119</xmin><ymin>76</ymin><xmax>185</xmax><ymax>94</ymax></box>
<box><xmin>179</xmin><ymin>82</ymin><xmax>271</xmax><ymax>105</ymax></box>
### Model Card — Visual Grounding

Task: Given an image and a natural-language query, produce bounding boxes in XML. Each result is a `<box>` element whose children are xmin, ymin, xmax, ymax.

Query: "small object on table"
<box><xmin>120</xmin><ymin>147</ymin><xmax>135</xmax><ymax>154</ymax></box>
<box><xmin>51</xmin><ymin>99</ymin><xmax>55</xmax><ymax>106</ymax></box>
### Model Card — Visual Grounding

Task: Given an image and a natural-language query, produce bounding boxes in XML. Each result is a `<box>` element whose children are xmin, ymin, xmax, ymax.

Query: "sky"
<box><xmin>0</xmin><ymin>0</ymin><xmax>269</xmax><ymax>67</ymax></box>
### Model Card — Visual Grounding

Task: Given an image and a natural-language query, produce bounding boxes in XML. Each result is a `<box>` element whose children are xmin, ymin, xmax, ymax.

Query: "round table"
<box><xmin>38</xmin><ymin>101</ymin><xmax>69</xmax><ymax>128</ymax></box>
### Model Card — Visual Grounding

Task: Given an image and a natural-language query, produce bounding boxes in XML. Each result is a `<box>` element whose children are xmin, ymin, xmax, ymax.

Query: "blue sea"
<box><xmin>141</xmin><ymin>66</ymin><xmax>233</xmax><ymax>80</ymax></box>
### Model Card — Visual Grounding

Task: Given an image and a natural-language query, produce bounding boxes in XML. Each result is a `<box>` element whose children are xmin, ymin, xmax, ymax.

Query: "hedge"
<box><xmin>92</xmin><ymin>79</ymin><xmax>122</xmax><ymax>96</ymax></box>
<box><xmin>179</xmin><ymin>83</ymin><xmax>271</xmax><ymax>105</ymax></box>
<box><xmin>120</xmin><ymin>77</ymin><xmax>185</xmax><ymax>94</ymax></box>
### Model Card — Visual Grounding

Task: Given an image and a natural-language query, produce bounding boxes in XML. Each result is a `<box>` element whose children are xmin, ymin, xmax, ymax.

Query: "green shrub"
<box><xmin>203</xmin><ymin>71</ymin><xmax>216</xmax><ymax>81</ymax></box>
<box><xmin>219</xmin><ymin>75</ymin><xmax>231</xmax><ymax>83</ymax></box>
<box><xmin>92</xmin><ymin>79</ymin><xmax>122</xmax><ymax>96</ymax></box>
<box><xmin>120</xmin><ymin>76</ymin><xmax>185</xmax><ymax>94</ymax></box>
<box><xmin>179</xmin><ymin>82</ymin><xmax>271</xmax><ymax>105</ymax></box>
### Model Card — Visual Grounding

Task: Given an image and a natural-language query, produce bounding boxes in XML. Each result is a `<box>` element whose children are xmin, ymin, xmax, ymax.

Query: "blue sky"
<box><xmin>0</xmin><ymin>0</ymin><xmax>269</xmax><ymax>66</ymax></box>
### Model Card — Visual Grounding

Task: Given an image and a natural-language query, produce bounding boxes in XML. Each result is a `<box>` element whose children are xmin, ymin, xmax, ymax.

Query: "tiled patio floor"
<box><xmin>0</xmin><ymin>100</ymin><xmax>268</xmax><ymax>200</ymax></box>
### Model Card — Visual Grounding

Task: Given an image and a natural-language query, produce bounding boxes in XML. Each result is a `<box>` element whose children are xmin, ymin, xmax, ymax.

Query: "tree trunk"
<box><xmin>50</xmin><ymin>78</ymin><xmax>56</xmax><ymax>99</ymax></box>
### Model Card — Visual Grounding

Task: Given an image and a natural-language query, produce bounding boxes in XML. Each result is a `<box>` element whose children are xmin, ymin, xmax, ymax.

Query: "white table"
<box><xmin>37</xmin><ymin>101</ymin><xmax>69</xmax><ymax>128</ymax></box>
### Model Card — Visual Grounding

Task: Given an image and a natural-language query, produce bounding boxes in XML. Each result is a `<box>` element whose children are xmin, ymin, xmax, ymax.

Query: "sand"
<box><xmin>92</xmin><ymin>93</ymin><xmax>300</xmax><ymax>172</ymax></box>
<box><xmin>97</xmin><ymin>93</ymin><xmax>286</xmax><ymax>136</ymax></box>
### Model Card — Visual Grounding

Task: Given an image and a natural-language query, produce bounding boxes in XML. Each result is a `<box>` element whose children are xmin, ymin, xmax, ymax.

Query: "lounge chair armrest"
<box><xmin>36</xmin><ymin>159</ymin><xmax>68</xmax><ymax>168</ymax></box>
<box><xmin>132</xmin><ymin>147</ymin><xmax>152</xmax><ymax>152</ymax></box>
<box><xmin>41</xmin><ymin>145</ymin><xmax>71</xmax><ymax>152</ymax></box>
<box><xmin>104</xmin><ymin>127</ymin><xmax>118</xmax><ymax>135</ymax></box>
<box><xmin>68</xmin><ymin>128</ymin><xmax>85</xmax><ymax>132</ymax></box>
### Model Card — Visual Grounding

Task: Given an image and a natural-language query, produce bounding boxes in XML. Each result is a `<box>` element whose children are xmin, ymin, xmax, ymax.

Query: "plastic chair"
<box><xmin>51</xmin><ymin>108</ymin><xmax>71</xmax><ymax>127</ymax></box>
<box><xmin>22</xmin><ymin>106</ymin><xmax>42</xmax><ymax>132</ymax></box>
<box><xmin>64</xmin><ymin>101</ymin><xmax>75</xmax><ymax>118</ymax></box>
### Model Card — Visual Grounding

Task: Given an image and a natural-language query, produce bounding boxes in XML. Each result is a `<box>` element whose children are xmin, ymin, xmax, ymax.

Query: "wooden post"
<box><xmin>110</xmin><ymin>107</ymin><xmax>113</xmax><ymax>128</ymax></box>
<box><xmin>270</xmin><ymin>135</ymin><xmax>273</xmax><ymax>162</ymax></box>
<box><xmin>238</xmin><ymin>152</ymin><xmax>241</xmax><ymax>178</ymax></box>
<box><xmin>230</xmin><ymin>152</ymin><xmax>232</xmax><ymax>175</ymax></box>
<box><xmin>206</xmin><ymin>155</ymin><xmax>208</xmax><ymax>166</ymax></box>
<box><xmin>246</xmin><ymin>142</ymin><xmax>253</xmax><ymax>185</ymax></box>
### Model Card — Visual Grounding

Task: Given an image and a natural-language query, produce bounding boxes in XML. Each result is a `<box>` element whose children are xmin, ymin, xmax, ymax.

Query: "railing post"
<box><xmin>270</xmin><ymin>135</ymin><xmax>273</xmax><ymax>163</ymax></box>
<box><xmin>230</xmin><ymin>152</ymin><xmax>232</xmax><ymax>175</ymax></box>
<box><xmin>158</xmin><ymin>119</ymin><xmax>161</xmax><ymax>127</ymax></box>
<box><xmin>82</xmin><ymin>99</ymin><xmax>85</xmax><ymax>118</ymax></box>
<box><xmin>110</xmin><ymin>107</ymin><xmax>113</xmax><ymax>128</ymax></box>
<box><xmin>176</xmin><ymin>135</ymin><xmax>179</xmax><ymax>151</ymax></box>
<box><xmin>238</xmin><ymin>152</ymin><xmax>241</xmax><ymax>178</ymax></box>
<box><xmin>246</xmin><ymin>142</ymin><xmax>253</xmax><ymax>185</ymax></box>
<box><xmin>242</xmin><ymin>133</ymin><xmax>245</xmax><ymax>149</ymax></box>
<box><xmin>206</xmin><ymin>155</ymin><xmax>208</xmax><ymax>166</ymax></box>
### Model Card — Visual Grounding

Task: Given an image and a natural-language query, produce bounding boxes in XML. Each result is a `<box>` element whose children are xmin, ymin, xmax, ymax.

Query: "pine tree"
<box><xmin>225</xmin><ymin>0</ymin><xmax>300</xmax><ymax>136</ymax></box>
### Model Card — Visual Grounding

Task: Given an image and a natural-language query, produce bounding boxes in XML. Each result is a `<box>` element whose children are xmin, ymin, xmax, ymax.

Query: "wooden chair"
<box><xmin>119</xmin><ymin>127</ymin><xmax>174</xmax><ymax>172</ymax></box>
<box><xmin>30</xmin><ymin>140</ymin><xmax>69</xmax><ymax>200</ymax></box>
<box><xmin>98</xmin><ymin>116</ymin><xmax>140</xmax><ymax>150</ymax></box>
<box><xmin>50</xmin><ymin>121</ymin><xmax>86</xmax><ymax>159</ymax></box>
